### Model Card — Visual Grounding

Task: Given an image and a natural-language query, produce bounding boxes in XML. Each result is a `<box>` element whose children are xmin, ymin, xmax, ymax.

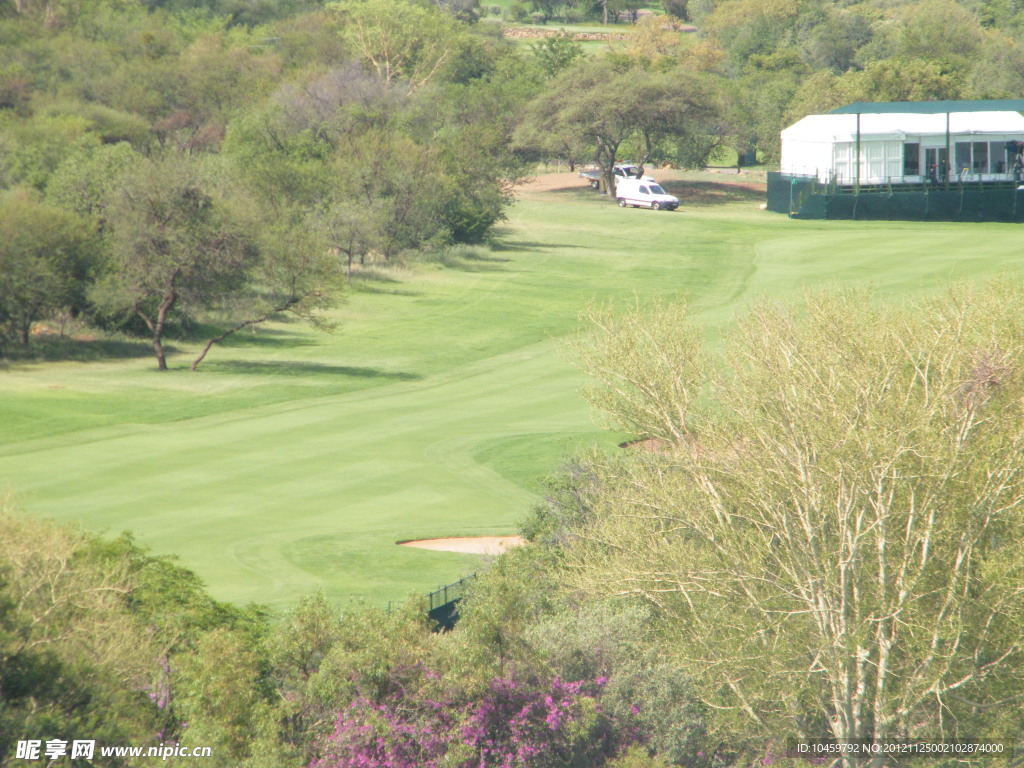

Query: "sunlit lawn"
<box><xmin>2</xmin><ymin>170</ymin><xmax>1022</xmax><ymax>608</ymax></box>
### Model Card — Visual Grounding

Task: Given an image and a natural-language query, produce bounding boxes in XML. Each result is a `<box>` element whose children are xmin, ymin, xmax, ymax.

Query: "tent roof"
<box><xmin>830</xmin><ymin>99</ymin><xmax>1024</xmax><ymax>114</ymax></box>
<box><xmin>782</xmin><ymin>112</ymin><xmax>1024</xmax><ymax>143</ymax></box>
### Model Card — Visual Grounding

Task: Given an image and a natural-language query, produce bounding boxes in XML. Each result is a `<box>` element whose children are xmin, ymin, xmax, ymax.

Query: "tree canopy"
<box><xmin>0</xmin><ymin>188</ymin><xmax>96</xmax><ymax>350</ymax></box>
<box><xmin>518</xmin><ymin>59</ymin><xmax>720</xmax><ymax>194</ymax></box>
<box><xmin>563</xmin><ymin>286</ymin><xmax>1024</xmax><ymax>759</ymax></box>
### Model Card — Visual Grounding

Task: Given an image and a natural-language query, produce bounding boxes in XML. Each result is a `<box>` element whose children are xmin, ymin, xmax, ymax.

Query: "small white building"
<box><xmin>780</xmin><ymin>107</ymin><xmax>1024</xmax><ymax>186</ymax></box>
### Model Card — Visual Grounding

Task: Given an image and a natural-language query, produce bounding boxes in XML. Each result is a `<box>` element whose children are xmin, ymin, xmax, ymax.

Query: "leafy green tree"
<box><xmin>221</xmin><ymin>100</ymin><xmax>337</xmax><ymax>210</ymax></box>
<box><xmin>308</xmin><ymin>600</ymin><xmax>436</xmax><ymax>705</ymax></box>
<box><xmin>0</xmin><ymin>187</ymin><xmax>96</xmax><ymax>349</ymax></box>
<box><xmin>413</xmin><ymin>74</ymin><xmax>530</xmax><ymax>242</ymax></box>
<box><xmin>529</xmin><ymin>31</ymin><xmax>584</xmax><ymax>76</ymax></box>
<box><xmin>329</xmin><ymin>0</ymin><xmax>471</xmax><ymax>92</ymax></box>
<box><xmin>699</xmin><ymin>0</ymin><xmax>814</xmax><ymax>73</ymax></box>
<box><xmin>798</xmin><ymin>5</ymin><xmax>873</xmax><ymax>73</ymax></box>
<box><xmin>264</xmin><ymin>9</ymin><xmax>350</xmax><ymax>70</ymax></box>
<box><xmin>0</xmin><ymin>61</ymin><xmax>33</xmax><ymax>115</ymax></box>
<box><xmin>978</xmin><ymin>0</ymin><xmax>1024</xmax><ymax>30</ymax></box>
<box><xmin>159</xmin><ymin>31</ymin><xmax>281</xmax><ymax>152</ymax></box>
<box><xmin>620</xmin><ymin>15</ymin><xmax>690</xmax><ymax>62</ymax></box>
<box><xmin>328</xmin><ymin>129</ymin><xmax>450</xmax><ymax>259</ymax></box>
<box><xmin>45</xmin><ymin>141</ymin><xmax>140</xmax><ymax>221</ymax></box>
<box><xmin>966</xmin><ymin>34</ymin><xmax>1024</xmax><ymax>98</ymax></box>
<box><xmin>436</xmin><ymin>0</ymin><xmax>481</xmax><ymax>23</ymax></box>
<box><xmin>855</xmin><ymin>57</ymin><xmax>966</xmax><ymax>101</ymax></box>
<box><xmin>93</xmin><ymin>153</ymin><xmax>257</xmax><ymax>370</ymax></box>
<box><xmin>525</xmin><ymin>600</ymin><xmax>707</xmax><ymax>766</ymax></box>
<box><xmin>0</xmin><ymin>112</ymin><xmax>98</xmax><ymax>190</ymax></box>
<box><xmin>0</xmin><ymin>501</ymin><xmax>273</xmax><ymax>767</ymax></box>
<box><xmin>519</xmin><ymin>60</ymin><xmax>719</xmax><ymax>195</ymax></box>
<box><xmin>787</xmin><ymin>57</ymin><xmax>964</xmax><ymax>122</ymax></box>
<box><xmin>856</xmin><ymin>0</ymin><xmax>983</xmax><ymax>70</ymax></box>
<box><xmin>720</xmin><ymin>68</ymin><xmax>801</xmax><ymax>162</ymax></box>
<box><xmin>269</xmin><ymin>591</ymin><xmax>348</xmax><ymax>760</ymax></box>
<box><xmin>455</xmin><ymin>547</ymin><xmax>560</xmax><ymax>679</ymax></box>
<box><xmin>566</xmin><ymin>287</ymin><xmax>1024</xmax><ymax>761</ymax></box>
<box><xmin>686</xmin><ymin>0</ymin><xmax>720</xmax><ymax>23</ymax></box>
<box><xmin>661</xmin><ymin>0</ymin><xmax>688</xmax><ymax>21</ymax></box>
<box><xmin>312</xmin><ymin>199</ymin><xmax>381</xmax><ymax>277</ymax></box>
<box><xmin>513</xmin><ymin>110</ymin><xmax>594</xmax><ymax>172</ymax></box>
<box><xmin>227</xmin><ymin>65</ymin><xmax>508</xmax><ymax>253</ymax></box>
<box><xmin>190</xmin><ymin>209</ymin><xmax>343</xmax><ymax>370</ymax></box>
<box><xmin>783</xmin><ymin>69</ymin><xmax>859</xmax><ymax>123</ymax></box>
<box><xmin>0</xmin><ymin>504</ymin><xmax>164</xmax><ymax>765</ymax></box>
<box><xmin>173</xmin><ymin>628</ymin><xmax>287</xmax><ymax>768</ymax></box>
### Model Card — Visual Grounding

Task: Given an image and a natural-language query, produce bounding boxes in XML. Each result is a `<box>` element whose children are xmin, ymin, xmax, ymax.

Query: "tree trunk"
<box><xmin>191</xmin><ymin>315</ymin><xmax>267</xmax><ymax>371</ymax></box>
<box><xmin>597</xmin><ymin>139</ymin><xmax>620</xmax><ymax>197</ymax></box>
<box><xmin>602</xmin><ymin>168</ymin><xmax>616</xmax><ymax>196</ymax></box>
<box><xmin>144</xmin><ymin>269</ymin><xmax>181</xmax><ymax>372</ymax></box>
<box><xmin>20</xmin><ymin>301</ymin><xmax>44</xmax><ymax>346</ymax></box>
<box><xmin>153</xmin><ymin>336</ymin><xmax>168</xmax><ymax>371</ymax></box>
<box><xmin>191</xmin><ymin>296</ymin><xmax>305</xmax><ymax>371</ymax></box>
<box><xmin>152</xmin><ymin>294</ymin><xmax>176</xmax><ymax>371</ymax></box>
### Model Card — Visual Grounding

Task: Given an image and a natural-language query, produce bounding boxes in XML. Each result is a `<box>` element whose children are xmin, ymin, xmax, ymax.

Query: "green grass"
<box><xmin>2</xmin><ymin>170</ymin><xmax>1023</xmax><ymax>609</ymax></box>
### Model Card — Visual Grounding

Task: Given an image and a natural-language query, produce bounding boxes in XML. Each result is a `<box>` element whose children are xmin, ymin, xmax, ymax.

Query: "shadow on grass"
<box><xmin>202</xmin><ymin>360</ymin><xmax>421</xmax><ymax>380</ymax></box>
<box><xmin>432</xmin><ymin>247</ymin><xmax>512</xmax><ymax>272</ymax></box>
<box><xmin>661</xmin><ymin>180</ymin><xmax>766</xmax><ymax>207</ymax></box>
<box><xmin>215</xmin><ymin>326</ymin><xmax>321</xmax><ymax>349</ymax></box>
<box><xmin>541</xmin><ymin>186</ymin><xmax>605</xmax><ymax>200</ymax></box>
<box><xmin>348</xmin><ymin>268</ymin><xmax>421</xmax><ymax>296</ymax></box>
<box><xmin>352</xmin><ymin>282</ymin><xmax>421</xmax><ymax>296</ymax></box>
<box><xmin>2</xmin><ymin>336</ymin><xmax>160</xmax><ymax>364</ymax></box>
<box><xmin>489</xmin><ymin>237</ymin><xmax>584</xmax><ymax>253</ymax></box>
<box><xmin>351</xmin><ymin>268</ymin><xmax>401</xmax><ymax>283</ymax></box>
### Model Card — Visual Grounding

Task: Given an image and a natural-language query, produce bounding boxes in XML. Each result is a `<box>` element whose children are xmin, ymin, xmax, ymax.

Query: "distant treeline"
<box><xmin>2</xmin><ymin>0</ymin><xmax>1022</xmax><ymax>365</ymax></box>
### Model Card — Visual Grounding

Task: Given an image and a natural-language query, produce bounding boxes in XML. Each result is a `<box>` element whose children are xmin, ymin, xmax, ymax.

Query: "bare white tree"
<box><xmin>566</xmin><ymin>287</ymin><xmax>1024</xmax><ymax>764</ymax></box>
<box><xmin>569</xmin><ymin>298</ymin><xmax>706</xmax><ymax>447</ymax></box>
<box><xmin>331</xmin><ymin>0</ymin><xmax>459</xmax><ymax>94</ymax></box>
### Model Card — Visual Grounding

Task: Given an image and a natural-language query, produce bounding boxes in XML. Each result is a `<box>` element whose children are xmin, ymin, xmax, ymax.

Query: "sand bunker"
<box><xmin>398</xmin><ymin>536</ymin><xmax>525</xmax><ymax>555</ymax></box>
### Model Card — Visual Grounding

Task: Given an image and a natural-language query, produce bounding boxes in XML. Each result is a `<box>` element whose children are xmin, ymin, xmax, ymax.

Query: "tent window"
<box><xmin>955</xmin><ymin>142</ymin><xmax>971</xmax><ymax>174</ymax></box>
<box><xmin>990</xmin><ymin>141</ymin><xmax>1008</xmax><ymax>173</ymax></box>
<box><xmin>973</xmin><ymin>142</ymin><xmax>988</xmax><ymax>172</ymax></box>
<box><xmin>904</xmin><ymin>143</ymin><xmax>920</xmax><ymax>175</ymax></box>
<box><xmin>953</xmin><ymin>142</ymin><xmax>1001</xmax><ymax>174</ymax></box>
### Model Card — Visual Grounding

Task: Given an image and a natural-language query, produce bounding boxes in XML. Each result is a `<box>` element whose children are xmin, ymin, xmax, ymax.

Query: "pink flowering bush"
<box><xmin>312</xmin><ymin>673</ymin><xmax>629</xmax><ymax>768</ymax></box>
<box><xmin>310</xmin><ymin>695</ymin><xmax>454</xmax><ymax>768</ymax></box>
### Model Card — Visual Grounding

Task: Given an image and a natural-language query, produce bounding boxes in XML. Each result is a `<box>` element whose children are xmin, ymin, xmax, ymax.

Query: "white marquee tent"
<box><xmin>780</xmin><ymin>111</ymin><xmax>1024</xmax><ymax>185</ymax></box>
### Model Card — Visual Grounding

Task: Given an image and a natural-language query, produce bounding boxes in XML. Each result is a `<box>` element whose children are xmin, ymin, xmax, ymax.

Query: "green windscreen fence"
<box><xmin>766</xmin><ymin>172</ymin><xmax>1024</xmax><ymax>222</ymax></box>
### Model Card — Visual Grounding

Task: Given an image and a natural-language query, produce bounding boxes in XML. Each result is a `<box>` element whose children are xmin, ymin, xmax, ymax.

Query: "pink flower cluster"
<box><xmin>311</xmin><ymin>673</ymin><xmax>623</xmax><ymax>768</ymax></box>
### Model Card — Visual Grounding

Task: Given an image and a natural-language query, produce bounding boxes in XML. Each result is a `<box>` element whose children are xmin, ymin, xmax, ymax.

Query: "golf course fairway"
<box><xmin>1</xmin><ymin>171</ymin><xmax>1022</xmax><ymax>608</ymax></box>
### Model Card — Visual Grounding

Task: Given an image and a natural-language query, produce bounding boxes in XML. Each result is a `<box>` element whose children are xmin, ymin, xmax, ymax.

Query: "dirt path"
<box><xmin>514</xmin><ymin>169</ymin><xmax>768</xmax><ymax>207</ymax></box>
<box><xmin>516</xmin><ymin>171</ymin><xmax>587</xmax><ymax>195</ymax></box>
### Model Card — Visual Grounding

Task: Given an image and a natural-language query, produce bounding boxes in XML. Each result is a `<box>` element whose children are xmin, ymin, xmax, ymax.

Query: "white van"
<box><xmin>615</xmin><ymin>178</ymin><xmax>679</xmax><ymax>211</ymax></box>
